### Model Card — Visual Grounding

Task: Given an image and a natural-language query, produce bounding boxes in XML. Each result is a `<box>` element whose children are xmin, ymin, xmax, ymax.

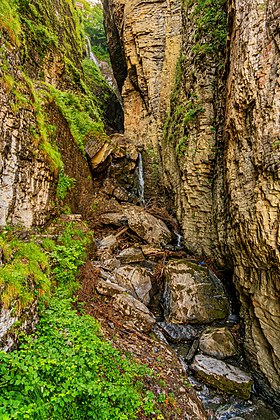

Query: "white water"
<box><xmin>175</xmin><ymin>232</ymin><xmax>182</xmax><ymax>248</ymax></box>
<box><xmin>85</xmin><ymin>36</ymin><xmax>100</xmax><ymax>68</ymax></box>
<box><xmin>136</xmin><ymin>153</ymin><xmax>145</xmax><ymax>205</ymax></box>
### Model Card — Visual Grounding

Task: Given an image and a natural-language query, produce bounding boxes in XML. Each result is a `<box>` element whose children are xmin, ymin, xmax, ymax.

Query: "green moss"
<box><xmin>0</xmin><ymin>232</ymin><xmax>51</xmax><ymax>313</ymax></box>
<box><xmin>50</xmin><ymin>86</ymin><xmax>107</xmax><ymax>154</ymax></box>
<box><xmin>0</xmin><ymin>0</ymin><xmax>21</xmax><ymax>45</ymax></box>
<box><xmin>183</xmin><ymin>0</ymin><xmax>227</xmax><ymax>57</ymax></box>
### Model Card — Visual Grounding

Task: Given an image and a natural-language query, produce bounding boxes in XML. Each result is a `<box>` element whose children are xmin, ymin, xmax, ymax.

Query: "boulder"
<box><xmin>113</xmin><ymin>294</ymin><xmax>155</xmax><ymax>332</ymax></box>
<box><xmin>157</xmin><ymin>321</ymin><xmax>200</xmax><ymax>343</ymax></box>
<box><xmin>164</xmin><ymin>261</ymin><xmax>229</xmax><ymax>324</ymax></box>
<box><xmin>191</xmin><ymin>355</ymin><xmax>253</xmax><ymax>399</ymax></box>
<box><xmin>199</xmin><ymin>327</ymin><xmax>238</xmax><ymax>359</ymax></box>
<box><xmin>117</xmin><ymin>247</ymin><xmax>145</xmax><ymax>264</ymax></box>
<box><xmin>114</xmin><ymin>265</ymin><xmax>152</xmax><ymax>304</ymax></box>
<box><xmin>101</xmin><ymin>205</ymin><xmax>172</xmax><ymax>246</ymax></box>
<box><xmin>96</xmin><ymin>279</ymin><xmax>127</xmax><ymax>297</ymax></box>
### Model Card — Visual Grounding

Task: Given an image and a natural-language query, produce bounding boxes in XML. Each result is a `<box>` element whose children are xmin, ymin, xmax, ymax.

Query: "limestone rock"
<box><xmin>114</xmin><ymin>265</ymin><xmax>152</xmax><ymax>304</ymax></box>
<box><xmin>97</xmin><ymin>235</ymin><xmax>118</xmax><ymax>251</ymax></box>
<box><xmin>164</xmin><ymin>261</ymin><xmax>229</xmax><ymax>324</ymax></box>
<box><xmin>117</xmin><ymin>247</ymin><xmax>145</xmax><ymax>264</ymax></box>
<box><xmin>101</xmin><ymin>205</ymin><xmax>172</xmax><ymax>246</ymax></box>
<box><xmin>96</xmin><ymin>279</ymin><xmax>126</xmax><ymax>297</ymax></box>
<box><xmin>157</xmin><ymin>321</ymin><xmax>200</xmax><ymax>343</ymax></box>
<box><xmin>191</xmin><ymin>355</ymin><xmax>253</xmax><ymax>399</ymax></box>
<box><xmin>199</xmin><ymin>327</ymin><xmax>238</xmax><ymax>360</ymax></box>
<box><xmin>112</xmin><ymin>294</ymin><xmax>155</xmax><ymax>332</ymax></box>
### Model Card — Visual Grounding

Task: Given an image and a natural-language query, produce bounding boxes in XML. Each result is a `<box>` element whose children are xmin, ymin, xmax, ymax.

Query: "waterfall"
<box><xmin>136</xmin><ymin>153</ymin><xmax>145</xmax><ymax>205</ymax></box>
<box><xmin>85</xmin><ymin>36</ymin><xmax>100</xmax><ymax>68</ymax></box>
<box><xmin>175</xmin><ymin>232</ymin><xmax>182</xmax><ymax>248</ymax></box>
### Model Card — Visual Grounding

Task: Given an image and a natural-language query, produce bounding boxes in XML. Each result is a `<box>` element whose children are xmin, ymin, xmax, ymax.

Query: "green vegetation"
<box><xmin>81</xmin><ymin>1</ymin><xmax>110</xmax><ymax>62</ymax></box>
<box><xmin>50</xmin><ymin>86</ymin><xmax>107</xmax><ymax>154</ymax></box>
<box><xmin>0</xmin><ymin>224</ymin><xmax>168</xmax><ymax>419</ymax></box>
<box><xmin>183</xmin><ymin>0</ymin><xmax>227</xmax><ymax>57</ymax></box>
<box><xmin>0</xmin><ymin>230</ymin><xmax>51</xmax><ymax>314</ymax></box>
<box><xmin>56</xmin><ymin>171</ymin><xmax>76</xmax><ymax>200</ymax></box>
<box><xmin>0</xmin><ymin>0</ymin><xmax>21</xmax><ymax>45</ymax></box>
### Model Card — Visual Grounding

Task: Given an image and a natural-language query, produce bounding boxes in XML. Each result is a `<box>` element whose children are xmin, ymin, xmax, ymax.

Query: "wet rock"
<box><xmin>101</xmin><ymin>205</ymin><xmax>172</xmax><ymax>246</ymax></box>
<box><xmin>117</xmin><ymin>247</ymin><xmax>145</xmax><ymax>264</ymax></box>
<box><xmin>96</xmin><ymin>279</ymin><xmax>127</xmax><ymax>297</ymax></box>
<box><xmin>191</xmin><ymin>355</ymin><xmax>253</xmax><ymax>399</ymax></box>
<box><xmin>164</xmin><ymin>261</ymin><xmax>229</xmax><ymax>324</ymax></box>
<box><xmin>113</xmin><ymin>294</ymin><xmax>155</xmax><ymax>332</ymax></box>
<box><xmin>185</xmin><ymin>339</ymin><xmax>199</xmax><ymax>362</ymax></box>
<box><xmin>157</xmin><ymin>321</ymin><xmax>200</xmax><ymax>343</ymax></box>
<box><xmin>114</xmin><ymin>265</ymin><xmax>152</xmax><ymax>304</ymax></box>
<box><xmin>199</xmin><ymin>327</ymin><xmax>238</xmax><ymax>360</ymax></box>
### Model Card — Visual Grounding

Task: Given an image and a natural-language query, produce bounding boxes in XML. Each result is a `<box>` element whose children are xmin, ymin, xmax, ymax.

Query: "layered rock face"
<box><xmin>216</xmin><ymin>0</ymin><xmax>280</xmax><ymax>405</ymax></box>
<box><xmin>103</xmin><ymin>0</ymin><xmax>182</xmax><ymax>147</ymax></box>
<box><xmin>103</xmin><ymin>0</ymin><xmax>280</xmax><ymax>408</ymax></box>
<box><xmin>0</xmin><ymin>0</ymin><xmax>117</xmax><ymax>227</ymax></box>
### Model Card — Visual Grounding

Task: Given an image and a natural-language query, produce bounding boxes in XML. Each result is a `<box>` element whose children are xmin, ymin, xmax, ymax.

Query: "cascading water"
<box><xmin>136</xmin><ymin>152</ymin><xmax>145</xmax><ymax>205</ymax></box>
<box><xmin>175</xmin><ymin>232</ymin><xmax>183</xmax><ymax>249</ymax></box>
<box><xmin>85</xmin><ymin>36</ymin><xmax>100</xmax><ymax>68</ymax></box>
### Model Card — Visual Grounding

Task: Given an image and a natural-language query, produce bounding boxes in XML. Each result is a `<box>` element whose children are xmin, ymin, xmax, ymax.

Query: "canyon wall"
<box><xmin>103</xmin><ymin>0</ymin><xmax>280</xmax><ymax>408</ymax></box>
<box><xmin>0</xmin><ymin>0</ymin><xmax>117</xmax><ymax>227</ymax></box>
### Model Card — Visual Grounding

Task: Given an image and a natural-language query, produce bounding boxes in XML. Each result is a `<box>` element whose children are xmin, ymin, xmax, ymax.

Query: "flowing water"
<box><xmin>85</xmin><ymin>35</ymin><xmax>100</xmax><ymax>68</ymax></box>
<box><xmin>136</xmin><ymin>152</ymin><xmax>145</xmax><ymax>205</ymax></box>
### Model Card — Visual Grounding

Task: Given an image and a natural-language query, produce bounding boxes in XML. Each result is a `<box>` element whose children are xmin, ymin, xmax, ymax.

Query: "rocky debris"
<box><xmin>113</xmin><ymin>293</ymin><xmax>155</xmax><ymax>332</ymax></box>
<box><xmin>60</xmin><ymin>214</ymin><xmax>82</xmax><ymax>222</ymax></box>
<box><xmin>97</xmin><ymin>234</ymin><xmax>118</xmax><ymax>251</ymax></box>
<box><xmin>114</xmin><ymin>265</ymin><xmax>153</xmax><ymax>304</ymax></box>
<box><xmin>164</xmin><ymin>261</ymin><xmax>229</xmax><ymax>324</ymax></box>
<box><xmin>117</xmin><ymin>247</ymin><xmax>145</xmax><ymax>264</ymax></box>
<box><xmin>199</xmin><ymin>327</ymin><xmax>238</xmax><ymax>360</ymax></box>
<box><xmin>101</xmin><ymin>205</ymin><xmax>172</xmax><ymax>246</ymax></box>
<box><xmin>96</xmin><ymin>279</ymin><xmax>127</xmax><ymax>297</ymax></box>
<box><xmin>157</xmin><ymin>321</ymin><xmax>200</xmax><ymax>343</ymax></box>
<box><xmin>191</xmin><ymin>355</ymin><xmax>253</xmax><ymax>399</ymax></box>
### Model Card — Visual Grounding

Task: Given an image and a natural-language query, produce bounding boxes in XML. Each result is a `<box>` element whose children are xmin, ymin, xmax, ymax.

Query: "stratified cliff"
<box><xmin>0</xmin><ymin>0</ymin><xmax>119</xmax><ymax>227</ymax></box>
<box><xmin>103</xmin><ymin>0</ymin><xmax>280</xmax><ymax>409</ymax></box>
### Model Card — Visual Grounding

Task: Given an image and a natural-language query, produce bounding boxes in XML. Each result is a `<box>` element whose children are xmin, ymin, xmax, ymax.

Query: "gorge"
<box><xmin>0</xmin><ymin>0</ymin><xmax>279</xmax><ymax>418</ymax></box>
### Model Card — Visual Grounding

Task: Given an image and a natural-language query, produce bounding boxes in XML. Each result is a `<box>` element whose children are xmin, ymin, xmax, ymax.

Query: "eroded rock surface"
<box><xmin>199</xmin><ymin>327</ymin><xmax>238</xmax><ymax>360</ymax></box>
<box><xmin>101</xmin><ymin>204</ymin><xmax>172</xmax><ymax>246</ymax></box>
<box><xmin>164</xmin><ymin>261</ymin><xmax>229</xmax><ymax>324</ymax></box>
<box><xmin>191</xmin><ymin>355</ymin><xmax>253</xmax><ymax>399</ymax></box>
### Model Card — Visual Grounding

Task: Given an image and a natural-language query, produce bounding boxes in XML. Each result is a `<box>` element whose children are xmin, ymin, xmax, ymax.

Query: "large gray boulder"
<box><xmin>199</xmin><ymin>327</ymin><xmax>238</xmax><ymax>359</ymax></box>
<box><xmin>164</xmin><ymin>261</ymin><xmax>229</xmax><ymax>324</ymax></box>
<box><xmin>114</xmin><ymin>265</ymin><xmax>152</xmax><ymax>305</ymax></box>
<box><xmin>191</xmin><ymin>355</ymin><xmax>253</xmax><ymax>399</ymax></box>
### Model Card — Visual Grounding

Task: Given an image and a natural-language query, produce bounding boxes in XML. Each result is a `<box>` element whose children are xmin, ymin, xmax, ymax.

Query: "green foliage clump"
<box><xmin>0</xmin><ymin>231</ymin><xmax>51</xmax><ymax>313</ymax></box>
<box><xmin>50</xmin><ymin>87</ymin><xmax>107</xmax><ymax>153</ymax></box>
<box><xmin>0</xmin><ymin>295</ymin><xmax>154</xmax><ymax>419</ymax></box>
<box><xmin>56</xmin><ymin>171</ymin><xmax>76</xmax><ymax>200</ymax></box>
<box><xmin>49</xmin><ymin>223</ymin><xmax>90</xmax><ymax>285</ymax></box>
<box><xmin>82</xmin><ymin>1</ymin><xmax>110</xmax><ymax>62</ymax></box>
<box><xmin>0</xmin><ymin>0</ymin><xmax>21</xmax><ymax>45</ymax></box>
<box><xmin>183</xmin><ymin>0</ymin><xmax>227</xmax><ymax>57</ymax></box>
<box><xmin>0</xmin><ymin>223</ymin><xmax>163</xmax><ymax>420</ymax></box>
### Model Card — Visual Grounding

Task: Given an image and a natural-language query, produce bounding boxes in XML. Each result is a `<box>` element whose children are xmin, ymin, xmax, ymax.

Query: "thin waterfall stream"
<box><xmin>136</xmin><ymin>152</ymin><xmax>145</xmax><ymax>205</ymax></box>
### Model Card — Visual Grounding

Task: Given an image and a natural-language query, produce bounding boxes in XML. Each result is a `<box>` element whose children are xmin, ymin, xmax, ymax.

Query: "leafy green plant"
<box><xmin>0</xmin><ymin>231</ymin><xmax>51</xmax><ymax>313</ymax></box>
<box><xmin>0</xmin><ymin>295</ymin><xmax>155</xmax><ymax>419</ymax></box>
<box><xmin>0</xmin><ymin>223</ymin><xmax>162</xmax><ymax>420</ymax></box>
<box><xmin>0</xmin><ymin>0</ymin><xmax>21</xmax><ymax>45</ymax></box>
<box><xmin>56</xmin><ymin>171</ymin><xmax>76</xmax><ymax>200</ymax></box>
